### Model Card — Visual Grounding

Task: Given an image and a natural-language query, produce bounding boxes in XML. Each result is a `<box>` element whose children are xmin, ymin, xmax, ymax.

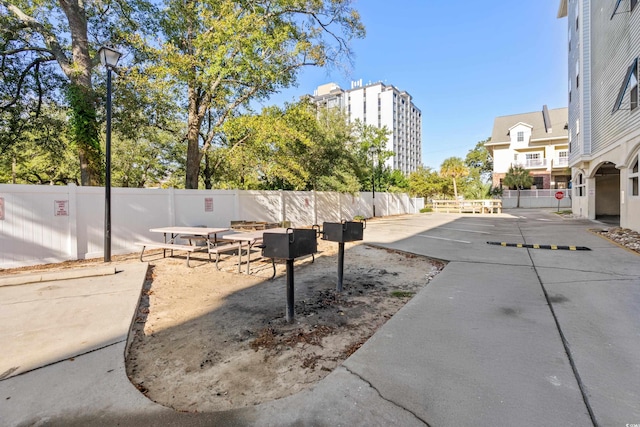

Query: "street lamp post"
<box><xmin>98</xmin><ymin>46</ymin><xmax>122</xmax><ymax>262</ymax></box>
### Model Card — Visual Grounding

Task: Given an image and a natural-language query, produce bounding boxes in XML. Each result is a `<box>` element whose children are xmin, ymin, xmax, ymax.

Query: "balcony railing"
<box><xmin>554</xmin><ymin>157</ymin><xmax>569</xmax><ymax>167</ymax></box>
<box><xmin>516</xmin><ymin>159</ymin><xmax>547</xmax><ymax>169</ymax></box>
<box><xmin>513</xmin><ymin>157</ymin><xmax>568</xmax><ymax>170</ymax></box>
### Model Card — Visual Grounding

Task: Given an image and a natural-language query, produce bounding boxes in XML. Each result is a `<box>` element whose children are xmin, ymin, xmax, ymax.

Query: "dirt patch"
<box><xmin>124</xmin><ymin>241</ymin><xmax>443</xmax><ymax>412</ymax></box>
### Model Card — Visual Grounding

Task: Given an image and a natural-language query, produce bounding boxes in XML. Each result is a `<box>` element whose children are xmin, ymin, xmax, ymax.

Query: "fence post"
<box><xmin>313</xmin><ymin>190</ymin><xmax>318</xmax><ymax>225</ymax></box>
<box><xmin>168</xmin><ymin>187</ymin><xmax>176</xmax><ymax>225</ymax></box>
<box><xmin>233</xmin><ymin>189</ymin><xmax>240</xmax><ymax>220</ymax></box>
<box><xmin>67</xmin><ymin>183</ymin><xmax>80</xmax><ymax>260</ymax></box>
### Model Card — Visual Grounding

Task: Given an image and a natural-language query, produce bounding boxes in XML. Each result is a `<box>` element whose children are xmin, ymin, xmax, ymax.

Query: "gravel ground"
<box><xmin>595</xmin><ymin>227</ymin><xmax>640</xmax><ymax>254</ymax></box>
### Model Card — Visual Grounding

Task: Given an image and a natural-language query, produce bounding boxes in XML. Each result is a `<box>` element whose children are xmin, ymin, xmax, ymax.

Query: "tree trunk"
<box><xmin>185</xmin><ymin>88</ymin><xmax>204</xmax><ymax>189</ymax></box>
<box><xmin>59</xmin><ymin>0</ymin><xmax>101</xmax><ymax>186</ymax></box>
<box><xmin>452</xmin><ymin>178</ymin><xmax>458</xmax><ymax>199</ymax></box>
<box><xmin>203</xmin><ymin>151</ymin><xmax>213</xmax><ymax>189</ymax></box>
<box><xmin>516</xmin><ymin>189</ymin><xmax>521</xmax><ymax>208</ymax></box>
<box><xmin>68</xmin><ymin>83</ymin><xmax>102</xmax><ymax>186</ymax></box>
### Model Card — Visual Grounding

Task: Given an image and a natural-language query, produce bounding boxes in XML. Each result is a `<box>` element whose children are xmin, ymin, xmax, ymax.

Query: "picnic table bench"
<box><xmin>136</xmin><ymin>226</ymin><xmax>229</xmax><ymax>267</ymax></box>
<box><xmin>135</xmin><ymin>241</ymin><xmax>208</xmax><ymax>267</ymax></box>
<box><xmin>208</xmin><ymin>242</ymin><xmax>242</xmax><ymax>270</ymax></box>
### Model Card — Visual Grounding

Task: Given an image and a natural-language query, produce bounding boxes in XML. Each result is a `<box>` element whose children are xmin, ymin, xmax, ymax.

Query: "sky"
<box><xmin>260</xmin><ymin>0</ymin><xmax>568</xmax><ymax>170</ymax></box>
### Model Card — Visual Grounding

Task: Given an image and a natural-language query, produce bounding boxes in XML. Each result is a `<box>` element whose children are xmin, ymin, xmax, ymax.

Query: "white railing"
<box><xmin>502</xmin><ymin>189</ymin><xmax>567</xmax><ymax>198</ymax></box>
<box><xmin>0</xmin><ymin>184</ymin><xmax>423</xmax><ymax>268</ymax></box>
<box><xmin>499</xmin><ymin>189</ymin><xmax>572</xmax><ymax>209</ymax></box>
<box><xmin>516</xmin><ymin>159</ymin><xmax>547</xmax><ymax>169</ymax></box>
<box><xmin>554</xmin><ymin>157</ymin><xmax>569</xmax><ymax>167</ymax></box>
<box><xmin>432</xmin><ymin>199</ymin><xmax>502</xmax><ymax>214</ymax></box>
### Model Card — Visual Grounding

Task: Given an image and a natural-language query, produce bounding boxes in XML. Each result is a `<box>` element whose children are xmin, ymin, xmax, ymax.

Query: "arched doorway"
<box><xmin>594</xmin><ymin>161</ymin><xmax>620</xmax><ymax>225</ymax></box>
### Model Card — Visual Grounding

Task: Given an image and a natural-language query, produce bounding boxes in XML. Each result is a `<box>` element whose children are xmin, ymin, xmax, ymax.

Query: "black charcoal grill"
<box><xmin>321</xmin><ymin>220</ymin><xmax>365</xmax><ymax>292</ymax></box>
<box><xmin>261</xmin><ymin>228</ymin><xmax>318</xmax><ymax>322</ymax></box>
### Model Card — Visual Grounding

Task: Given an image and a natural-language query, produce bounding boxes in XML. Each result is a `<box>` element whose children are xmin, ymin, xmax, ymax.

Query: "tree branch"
<box><xmin>1</xmin><ymin>46</ymin><xmax>52</xmax><ymax>56</ymax></box>
<box><xmin>0</xmin><ymin>0</ymin><xmax>73</xmax><ymax>76</ymax></box>
<box><xmin>0</xmin><ymin>56</ymin><xmax>55</xmax><ymax>110</ymax></box>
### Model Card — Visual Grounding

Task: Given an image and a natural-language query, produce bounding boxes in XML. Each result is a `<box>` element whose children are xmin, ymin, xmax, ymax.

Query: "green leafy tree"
<box><xmin>503</xmin><ymin>165</ymin><xmax>533</xmax><ymax>208</ymax></box>
<box><xmin>440</xmin><ymin>157</ymin><xmax>469</xmax><ymax>199</ymax></box>
<box><xmin>465</xmin><ymin>138</ymin><xmax>493</xmax><ymax>181</ymax></box>
<box><xmin>108</xmin><ymin>66</ymin><xmax>186</xmax><ymax>187</ymax></box>
<box><xmin>408</xmin><ymin>167</ymin><xmax>448</xmax><ymax>200</ymax></box>
<box><xmin>378</xmin><ymin>169</ymin><xmax>409</xmax><ymax>193</ymax></box>
<box><xmin>142</xmin><ymin>0</ymin><xmax>365</xmax><ymax>189</ymax></box>
<box><xmin>1</xmin><ymin>0</ymin><xmax>155</xmax><ymax>185</ymax></box>
<box><xmin>350</xmin><ymin>119</ymin><xmax>393</xmax><ymax>192</ymax></box>
<box><xmin>0</xmin><ymin>100</ymin><xmax>79</xmax><ymax>184</ymax></box>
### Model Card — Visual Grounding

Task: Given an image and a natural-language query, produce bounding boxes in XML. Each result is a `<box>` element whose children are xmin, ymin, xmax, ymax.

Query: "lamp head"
<box><xmin>98</xmin><ymin>46</ymin><xmax>122</xmax><ymax>69</ymax></box>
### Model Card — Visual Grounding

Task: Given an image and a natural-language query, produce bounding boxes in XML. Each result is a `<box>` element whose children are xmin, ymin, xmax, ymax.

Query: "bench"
<box><xmin>135</xmin><ymin>242</ymin><xmax>208</xmax><ymax>267</ymax></box>
<box><xmin>208</xmin><ymin>242</ymin><xmax>241</xmax><ymax>270</ymax></box>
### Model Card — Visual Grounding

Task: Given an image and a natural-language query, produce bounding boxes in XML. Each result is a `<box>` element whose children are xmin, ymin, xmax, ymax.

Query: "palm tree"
<box><xmin>503</xmin><ymin>165</ymin><xmax>533</xmax><ymax>208</ymax></box>
<box><xmin>440</xmin><ymin>157</ymin><xmax>469</xmax><ymax>199</ymax></box>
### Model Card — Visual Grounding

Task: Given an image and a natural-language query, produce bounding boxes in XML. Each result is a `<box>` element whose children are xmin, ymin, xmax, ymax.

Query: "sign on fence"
<box><xmin>54</xmin><ymin>200</ymin><xmax>69</xmax><ymax>216</ymax></box>
<box><xmin>205</xmin><ymin>197</ymin><xmax>214</xmax><ymax>212</ymax></box>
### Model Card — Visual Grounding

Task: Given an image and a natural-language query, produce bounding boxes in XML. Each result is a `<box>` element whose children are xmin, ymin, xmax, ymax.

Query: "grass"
<box><xmin>554</xmin><ymin>210</ymin><xmax>573</xmax><ymax>215</ymax></box>
<box><xmin>390</xmin><ymin>290</ymin><xmax>415</xmax><ymax>298</ymax></box>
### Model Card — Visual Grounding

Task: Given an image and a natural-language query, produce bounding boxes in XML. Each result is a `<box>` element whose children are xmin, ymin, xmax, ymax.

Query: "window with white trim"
<box><xmin>517</xmin><ymin>131</ymin><xmax>524</xmax><ymax>142</ymax></box>
<box><xmin>631</xmin><ymin>155</ymin><xmax>639</xmax><ymax>196</ymax></box>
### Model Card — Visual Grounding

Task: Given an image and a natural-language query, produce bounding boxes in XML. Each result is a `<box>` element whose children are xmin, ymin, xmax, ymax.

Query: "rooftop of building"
<box><xmin>488</xmin><ymin>106</ymin><xmax>568</xmax><ymax>145</ymax></box>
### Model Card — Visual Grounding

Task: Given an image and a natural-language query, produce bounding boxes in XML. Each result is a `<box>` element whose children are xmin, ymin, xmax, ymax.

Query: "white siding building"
<box><xmin>487</xmin><ymin>106</ymin><xmax>570</xmax><ymax>190</ymax></box>
<box><xmin>312</xmin><ymin>81</ymin><xmax>422</xmax><ymax>174</ymax></box>
<box><xmin>558</xmin><ymin>0</ymin><xmax>640</xmax><ymax>231</ymax></box>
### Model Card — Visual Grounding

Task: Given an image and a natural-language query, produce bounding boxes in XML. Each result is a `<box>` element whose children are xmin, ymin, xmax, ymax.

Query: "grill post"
<box><xmin>337</xmin><ymin>242</ymin><xmax>345</xmax><ymax>292</ymax></box>
<box><xmin>286</xmin><ymin>259</ymin><xmax>295</xmax><ymax>323</ymax></box>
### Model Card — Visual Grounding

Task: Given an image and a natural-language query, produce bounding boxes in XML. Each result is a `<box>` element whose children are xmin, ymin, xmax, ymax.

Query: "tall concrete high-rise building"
<box><xmin>311</xmin><ymin>80</ymin><xmax>422</xmax><ymax>174</ymax></box>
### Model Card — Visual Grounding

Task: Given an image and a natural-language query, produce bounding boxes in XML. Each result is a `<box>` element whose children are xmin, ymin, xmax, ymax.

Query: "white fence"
<box><xmin>432</xmin><ymin>199</ymin><xmax>502</xmax><ymax>213</ymax></box>
<box><xmin>0</xmin><ymin>184</ymin><xmax>423</xmax><ymax>269</ymax></box>
<box><xmin>500</xmin><ymin>189</ymin><xmax>572</xmax><ymax>209</ymax></box>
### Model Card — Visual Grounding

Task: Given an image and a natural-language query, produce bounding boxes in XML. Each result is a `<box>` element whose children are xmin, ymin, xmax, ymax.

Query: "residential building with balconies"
<box><xmin>311</xmin><ymin>80</ymin><xmax>422</xmax><ymax>175</ymax></box>
<box><xmin>486</xmin><ymin>106</ymin><xmax>570</xmax><ymax>190</ymax></box>
<box><xmin>558</xmin><ymin>0</ymin><xmax>640</xmax><ymax>231</ymax></box>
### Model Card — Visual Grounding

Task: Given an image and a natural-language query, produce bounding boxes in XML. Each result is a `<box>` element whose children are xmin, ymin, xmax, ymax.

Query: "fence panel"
<box><xmin>237</xmin><ymin>191</ymin><xmax>281</xmax><ymax>224</ymax></box>
<box><xmin>316</xmin><ymin>192</ymin><xmax>341</xmax><ymax>223</ymax></box>
<box><xmin>0</xmin><ymin>184</ymin><xmax>418</xmax><ymax>268</ymax></box>
<box><xmin>283</xmin><ymin>191</ymin><xmax>315</xmax><ymax>227</ymax></box>
<box><xmin>0</xmin><ymin>185</ymin><xmax>74</xmax><ymax>267</ymax></box>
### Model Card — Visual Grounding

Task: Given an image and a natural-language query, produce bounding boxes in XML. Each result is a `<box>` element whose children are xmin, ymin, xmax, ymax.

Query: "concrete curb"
<box><xmin>0</xmin><ymin>266</ymin><xmax>117</xmax><ymax>287</ymax></box>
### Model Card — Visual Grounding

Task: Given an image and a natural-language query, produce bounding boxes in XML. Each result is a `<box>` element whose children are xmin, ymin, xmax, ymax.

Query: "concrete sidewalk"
<box><xmin>1</xmin><ymin>209</ymin><xmax>639</xmax><ymax>426</ymax></box>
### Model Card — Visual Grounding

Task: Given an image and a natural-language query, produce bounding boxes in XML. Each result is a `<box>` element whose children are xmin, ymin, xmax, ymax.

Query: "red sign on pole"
<box><xmin>555</xmin><ymin>191</ymin><xmax>565</xmax><ymax>200</ymax></box>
